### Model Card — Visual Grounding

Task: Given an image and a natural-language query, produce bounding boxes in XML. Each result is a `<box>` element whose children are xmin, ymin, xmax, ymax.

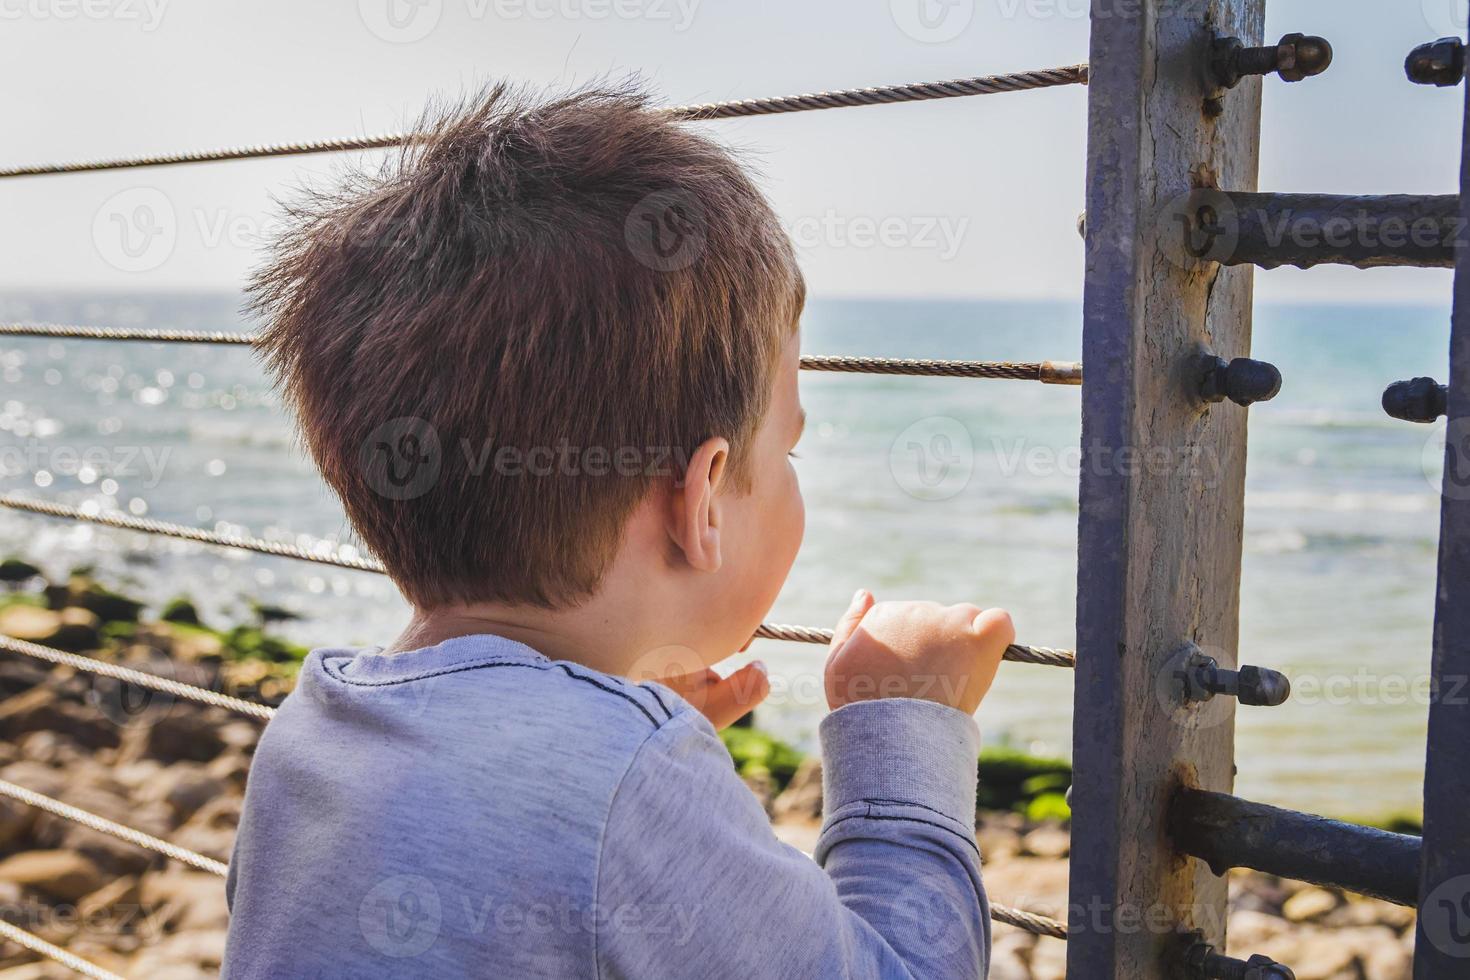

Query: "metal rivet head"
<box><xmin>1212</xmin><ymin>32</ymin><xmax>1333</xmax><ymax>89</ymax></box>
<box><xmin>1185</xmin><ymin>937</ymin><xmax>1297</xmax><ymax>980</ymax></box>
<box><xmin>1200</xmin><ymin>356</ymin><xmax>1282</xmax><ymax>407</ymax></box>
<box><xmin>1177</xmin><ymin>651</ymin><xmax>1291</xmax><ymax>708</ymax></box>
<box><xmin>1275</xmin><ymin>33</ymin><xmax>1333</xmax><ymax>83</ymax></box>
<box><xmin>1382</xmin><ymin>377</ymin><xmax>1448</xmax><ymax>423</ymax></box>
<box><xmin>1406</xmin><ymin>37</ymin><xmax>1467</xmax><ymax>87</ymax></box>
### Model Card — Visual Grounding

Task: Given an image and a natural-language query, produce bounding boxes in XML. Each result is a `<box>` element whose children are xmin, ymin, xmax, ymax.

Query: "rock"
<box><xmin>742</xmin><ymin>772</ymin><xmax>775</xmax><ymax>816</ymax></box>
<box><xmin>972</xmin><ymin>856</ymin><xmax>1069</xmax><ymax>920</ymax></box>
<box><xmin>770</xmin><ymin>819</ymin><xmax>820</xmax><ymax>854</ymax></box>
<box><xmin>0</xmin><ymin>605</ymin><xmax>99</xmax><ymax>653</ymax></box>
<box><xmin>0</xmin><ymin>850</ymin><xmax>107</xmax><ymax>901</ymax></box>
<box><xmin>1226</xmin><ymin>909</ymin><xmax>1290</xmax><ymax>951</ymax></box>
<box><xmin>31</xmin><ymin>784</ymin><xmax>173</xmax><ymax>876</ymax></box>
<box><xmin>109</xmin><ymin>759</ymin><xmax>164</xmax><ymax>793</ymax></box>
<box><xmin>69</xmin><ymin>581</ymin><xmax>144</xmax><ymax>624</ymax></box>
<box><xmin>1230</xmin><ymin>871</ymin><xmax>1290</xmax><ymax>916</ymax></box>
<box><xmin>0</xmin><ymin>606</ymin><xmax>59</xmax><ymax>641</ymax></box>
<box><xmin>771</xmin><ymin>756</ymin><xmax>822</xmax><ymax>821</ymax></box>
<box><xmin>0</xmin><ymin>559</ymin><xmax>42</xmax><ymax>586</ymax></box>
<box><xmin>1324</xmin><ymin>894</ymin><xmax>1417</xmax><ymax>932</ymax></box>
<box><xmin>205</xmin><ymin>749</ymin><xmax>251</xmax><ymax>790</ymax></box>
<box><xmin>1028</xmin><ymin>935</ymin><xmax>1068</xmax><ymax>980</ymax></box>
<box><xmin>0</xmin><ymin>688</ymin><xmax>120</xmax><ymax>750</ymax></box>
<box><xmin>134</xmin><ymin>763</ymin><xmax>227</xmax><ymax>825</ymax></box>
<box><xmin>1282</xmin><ymin>886</ymin><xmax>1340</xmax><ymax>923</ymax></box>
<box><xmin>116</xmin><ymin>707</ymin><xmax>227</xmax><ymax>765</ymax></box>
<box><xmin>0</xmin><ymin>659</ymin><xmax>52</xmax><ymax>701</ymax></box>
<box><xmin>139</xmin><ymin>869</ymin><xmax>230</xmax><ymax>932</ymax></box>
<box><xmin>128</xmin><ymin>928</ymin><xmax>227</xmax><ymax>978</ymax></box>
<box><xmin>77</xmin><ymin>875</ymin><xmax>141</xmax><ymax>920</ymax></box>
<box><xmin>215</xmin><ymin>720</ymin><xmax>260</xmax><ymax>753</ymax></box>
<box><xmin>0</xmin><ymin>794</ymin><xmax>34</xmax><ymax>849</ymax></box>
<box><xmin>17</xmin><ymin>731</ymin><xmax>84</xmax><ymax>767</ymax></box>
<box><xmin>0</xmin><ymin>761</ymin><xmax>67</xmax><ymax>798</ymax></box>
<box><xmin>987</xmin><ymin>932</ymin><xmax>1034</xmax><ymax>980</ymax></box>
<box><xmin>976</xmin><ymin>812</ymin><xmax>1024</xmax><ymax>861</ymax></box>
<box><xmin>158</xmin><ymin>598</ymin><xmax>201</xmax><ymax>627</ymax></box>
<box><xmin>1020</xmin><ymin>824</ymin><xmax>1070</xmax><ymax>859</ymax></box>
<box><xmin>1248</xmin><ymin>925</ymin><xmax>1406</xmax><ymax>980</ymax></box>
<box><xmin>173</xmin><ymin>795</ymin><xmax>240</xmax><ymax>863</ymax></box>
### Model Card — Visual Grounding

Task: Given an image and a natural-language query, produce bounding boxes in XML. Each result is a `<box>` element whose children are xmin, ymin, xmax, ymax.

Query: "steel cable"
<box><xmin>0</xmin><ymin>65</ymin><xmax>1087</xmax><ymax>179</ymax></box>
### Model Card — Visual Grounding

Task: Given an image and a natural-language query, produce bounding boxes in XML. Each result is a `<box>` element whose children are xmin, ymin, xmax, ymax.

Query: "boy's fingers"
<box><xmin>700</xmin><ymin>661</ymin><xmax>770</xmax><ymax>729</ymax></box>
<box><xmin>654</xmin><ymin>667</ymin><xmax>719</xmax><ymax>705</ymax></box>
<box><xmin>970</xmin><ymin>607</ymin><xmax>1016</xmax><ymax>648</ymax></box>
<box><xmin>828</xmin><ymin>589</ymin><xmax>875</xmax><ymax>655</ymax></box>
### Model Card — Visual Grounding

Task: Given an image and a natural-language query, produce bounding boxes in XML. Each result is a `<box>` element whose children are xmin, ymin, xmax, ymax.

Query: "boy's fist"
<box><xmin>824</xmin><ymin>590</ymin><xmax>1014</xmax><ymax>716</ymax></box>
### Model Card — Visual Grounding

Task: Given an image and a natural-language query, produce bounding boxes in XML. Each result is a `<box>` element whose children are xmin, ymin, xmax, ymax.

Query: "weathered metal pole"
<box><xmin>1070</xmin><ymin>0</ymin><xmax>1266</xmax><ymax>975</ymax></box>
<box><xmin>1172</xmin><ymin>789</ymin><xmax>1421</xmax><ymax>907</ymax></box>
<box><xmin>1415</xmin><ymin>7</ymin><xmax>1470</xmax><ymax>975</ymax></box>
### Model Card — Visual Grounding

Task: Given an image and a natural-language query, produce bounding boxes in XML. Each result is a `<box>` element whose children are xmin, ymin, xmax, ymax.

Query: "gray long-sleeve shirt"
<box><xmin>223</xmin><ymin>633</ymin><xmax>990</xmax><ymax>978</ymax></box>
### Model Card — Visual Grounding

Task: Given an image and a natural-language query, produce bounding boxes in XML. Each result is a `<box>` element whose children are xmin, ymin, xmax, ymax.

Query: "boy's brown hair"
<box><xmin>251</xmin><ymin>84</ymin><xmax>804</xmax><ymax>609</ymax></box>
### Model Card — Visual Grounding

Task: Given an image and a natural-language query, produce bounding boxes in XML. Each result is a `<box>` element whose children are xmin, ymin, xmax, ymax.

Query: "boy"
<box><xmin>223</xmin><ymin>84</ymin><xmax>1014</xmax><ymax>979</ymax></box>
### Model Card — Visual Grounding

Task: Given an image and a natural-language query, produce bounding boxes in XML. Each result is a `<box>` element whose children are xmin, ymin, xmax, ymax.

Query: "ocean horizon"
<box><xmin>0</xmin><ymin>289</ymin><xmax>1452</xmax><ymax>818</ymax></box>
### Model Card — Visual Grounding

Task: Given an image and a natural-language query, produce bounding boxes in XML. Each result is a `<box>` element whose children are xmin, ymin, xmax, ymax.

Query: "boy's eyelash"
<box><xmin>788</xmin><ymin>451</ymin><xmax>801</xmax><ymax>459</ymax></box>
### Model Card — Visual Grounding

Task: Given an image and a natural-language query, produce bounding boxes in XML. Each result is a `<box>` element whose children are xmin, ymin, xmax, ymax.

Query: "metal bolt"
<box><xmin>1178</xmin><ymin>652</ymin><xmax>1291</xmax><ymax>708</ymax></box>
<box><xmin>1382</xmin><ymin>377</ymin><xmax>1448</xmax><ymax>423</ymax></box>
<box><xmin>1186</xmin><ymin>939</ymin><xmax>1297</xmax><ymax>980</ymax></box>
<box><xmin>1406</xmin><ymin>37</ymin><xmax>1466</xmax><ymax>87</ymax></box>
<box><xmin>1211</xmin><ymin>32</ymin><xmax>1333</xmax><ymax>89</ymax></box>
<box><xmin>1200</xmin><ymin>356</ymin><xmax>1282</xmax><ymax>407</ymax></box>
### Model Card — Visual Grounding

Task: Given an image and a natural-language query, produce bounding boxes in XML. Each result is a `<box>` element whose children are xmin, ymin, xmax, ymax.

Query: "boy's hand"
<box><xmin>824</xmin><ymin>590</ymin><xmax>1014</xmax><ymax>715</ymax></box>
<box><xmin>657</xmin><ymin>662</ymin><xmax>770</xmax><ymax>730</ymax></box>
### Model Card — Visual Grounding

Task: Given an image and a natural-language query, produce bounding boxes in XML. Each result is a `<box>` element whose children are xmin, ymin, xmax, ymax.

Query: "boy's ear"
<box><xmin>668</xmin><ymin>436</ymin><xmax>729</xmax><ymax>573</ymax></box>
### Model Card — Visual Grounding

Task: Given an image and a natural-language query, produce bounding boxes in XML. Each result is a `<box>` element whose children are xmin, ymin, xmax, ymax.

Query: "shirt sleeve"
<box><xmin>594</xmin><ymin>698</ymin><xmax>990</xmax><ymax>980</ymax></box>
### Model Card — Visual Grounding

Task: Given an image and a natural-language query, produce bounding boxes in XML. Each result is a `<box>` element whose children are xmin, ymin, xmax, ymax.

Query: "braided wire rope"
<box><xmin>0</xmin><ymin>633</ymin><xmax>275</xmax><ymax>721</ymax></box>
<box><xmin>0</xmin><ymin>323</ymin><xmax>257</xmax><ymax>345</ymax></box>
<box><xmin>0</xmin><ymin>65</ymin><xmax>1086</xmax><ymax>179</ymax></box>
<box><xmin>0</xmin><ymin>777</ymin><xmax>229</xmax><ymax>877</ymax></box>
<box><xmin>0</xmin><ymin>495</ymin><xmax>1074</xmax><ymax>668</ymax></box>
<box><xmin>0</xmin><ymin>918</ymin><xmax>124</xmax><ymax>980</ymax></box>
<box><xmin>0</xmin><ymin>324</ymin><xmax>1081</xmax><ymax>384</ymax></box>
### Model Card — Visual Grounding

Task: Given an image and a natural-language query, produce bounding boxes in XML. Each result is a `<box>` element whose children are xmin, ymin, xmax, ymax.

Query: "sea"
<box><xmin>0</xmin><ymin>291</ymin><xmax>1453</xmax><ymax>818</ymax></box>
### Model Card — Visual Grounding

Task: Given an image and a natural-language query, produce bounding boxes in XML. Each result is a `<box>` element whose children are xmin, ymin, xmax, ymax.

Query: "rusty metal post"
<box><xmin>1069</xmin><ymin>0</ymin><xmax>1266</xmax><ymax>975</ymax></box>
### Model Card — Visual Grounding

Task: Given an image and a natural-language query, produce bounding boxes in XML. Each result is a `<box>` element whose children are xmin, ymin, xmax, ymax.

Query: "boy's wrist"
<box><xmin>818</xmin><ymin>698</ymin><xmax>981</xmax><ymax>823</ymax></box>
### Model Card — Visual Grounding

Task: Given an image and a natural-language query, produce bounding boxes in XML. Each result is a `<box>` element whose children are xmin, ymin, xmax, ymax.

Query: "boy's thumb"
<box><xmin>828</xmin><ymin>589</ymin><xmax>875</xmax><ymax>654</ymax></box>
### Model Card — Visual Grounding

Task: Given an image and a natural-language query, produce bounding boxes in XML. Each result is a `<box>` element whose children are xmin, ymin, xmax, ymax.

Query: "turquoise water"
<box><xmin>0</xmin><ymin>291</ymin><xmax>1452</xmax><ymax>816</ymax></box>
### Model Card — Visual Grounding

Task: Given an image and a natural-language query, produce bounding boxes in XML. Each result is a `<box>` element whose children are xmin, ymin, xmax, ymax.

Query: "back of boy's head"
<box><xmin>252</xmin><ymin>83</ymin><xmax>804</xmax><ymax>610</ymax></box>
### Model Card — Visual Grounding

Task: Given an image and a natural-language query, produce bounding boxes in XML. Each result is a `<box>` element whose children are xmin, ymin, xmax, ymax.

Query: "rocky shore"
<box><xmin>0</xmin><ymin>565</ymin><xmax>1423</xmax><ymax>978</ymax></box>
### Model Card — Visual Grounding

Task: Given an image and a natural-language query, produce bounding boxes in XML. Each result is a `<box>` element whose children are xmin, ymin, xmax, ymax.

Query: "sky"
<box><xmin>0</xmin><ymin>0</ymin><xmax>1463</xmax><ymax>305</ymax></box>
